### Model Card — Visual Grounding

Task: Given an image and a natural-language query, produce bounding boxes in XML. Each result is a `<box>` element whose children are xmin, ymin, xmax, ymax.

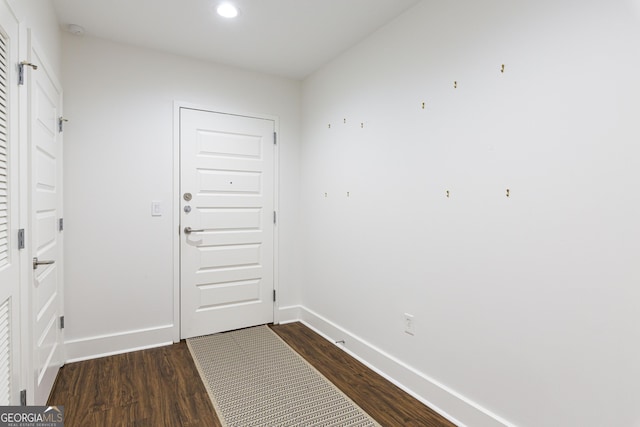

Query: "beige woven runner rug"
<box><xmin>187</xmin><ymin>325</ymin><xmax>381</xmax><ymax>427</ymax></box>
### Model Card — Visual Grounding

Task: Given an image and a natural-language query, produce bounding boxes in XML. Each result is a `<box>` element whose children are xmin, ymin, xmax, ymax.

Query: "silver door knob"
<box><xmin>184</xmin><ymin>227</ymin><xmax>205</xmax><ymax>234</ymax></box>
<box><xmin>33</xmin><ymin>257</ymin><xmax>55</xmax><ymax>270</ymax></box>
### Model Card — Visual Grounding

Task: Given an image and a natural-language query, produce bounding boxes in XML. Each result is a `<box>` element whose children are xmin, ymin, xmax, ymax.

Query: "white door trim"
<box><xmin>0</xmin><ymin>0</ymin><xmax>23</xmax><ymax>405</ymax></box>
<box><xmin>171</xmin><ymin>101</ymin><xmax>280</xmax><ymax>342</ymax></box>
<box><xmin>17</xmin><ymin>19</ymin><xmax>29</xmax><ymax>407</ymax></box>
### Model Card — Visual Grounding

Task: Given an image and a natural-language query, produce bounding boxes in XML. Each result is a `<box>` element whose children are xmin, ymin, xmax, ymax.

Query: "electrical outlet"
<box><xmin>404</xmin><ymin>313</ymin><xmax>415</xmax><ymax>336</ymax></box>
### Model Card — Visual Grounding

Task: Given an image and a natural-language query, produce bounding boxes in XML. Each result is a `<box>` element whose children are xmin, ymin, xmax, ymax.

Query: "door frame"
<box><xmin>0</xmin><ymin>1</ymin><xmax>23</xmax><ymax>405</ymax></box>
<box><xmin>171</xmin><ymin>101</ymin><xmax>280</xmax><ymax>342</ymax></box>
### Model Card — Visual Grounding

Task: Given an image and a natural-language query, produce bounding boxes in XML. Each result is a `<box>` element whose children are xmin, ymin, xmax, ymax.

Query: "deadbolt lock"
<box><xmin>183</xmin><ymin>192</ymin><xmax>192</xmax><ymax>201</ymax></box>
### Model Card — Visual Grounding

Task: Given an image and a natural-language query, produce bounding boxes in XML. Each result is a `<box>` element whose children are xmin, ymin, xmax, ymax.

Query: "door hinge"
<box><xmin>20</xmin><ymin>389</ymin><xmax>27</xmax><ymax>406</ymax></box>
<box><xmin>273</xmin><ymin>290</ymin><xmax>276</xmax><ymax>302</ymax></box>
<box><xmin>60</xmin><ymin>316</ymin><xmax>65</xmax><ymax>329</ymax></box>
<box><xmin>58</xmin><ymin>117</ymin><xmax>68</xmax><ymax>133</ymax></box>
<box><xmin>18</xmin><ymin>229</ymin><xmax>25</xmax><ymax>250</ymax></box>
<box><xmin>273</xmin><ymin>211</ymin><xmax>276</xmax><ymax>224</ymax></box>
<box><xmin>59</xmin><ymin>218</ymin><xmax>64</xmax><ymax>231</ymax></box>
<box><xmin>273</xmin><ymin>132</ymin><xmax>277</xmax><ymax>145</ymax></box>
<box><xmin>18</xmin><ymin>61</ymin><xmax>38</xmax><ymax>86</ymax></box>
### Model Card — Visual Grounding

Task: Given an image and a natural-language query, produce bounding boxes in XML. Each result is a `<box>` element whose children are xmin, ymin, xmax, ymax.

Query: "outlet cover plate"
<box><xmin>404</xmin><ymin>313</ymin><xmax>415</xmax><ymax>336</ymax></box>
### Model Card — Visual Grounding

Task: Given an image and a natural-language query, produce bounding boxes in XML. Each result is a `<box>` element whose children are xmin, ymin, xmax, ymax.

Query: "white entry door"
<box><xmin>0</xmin><ymin>5</ymin><xmax>21</xmax><ymax>405</ymax></box>
<box><xmin>180</xmin><ymin>108</ymin><xmax>275</xmax><ymax>339</ymax></box>
<box><xmin>28</xmin><ymin>34</ymin><xmax>64</xmax><ymax>405</ymax></box>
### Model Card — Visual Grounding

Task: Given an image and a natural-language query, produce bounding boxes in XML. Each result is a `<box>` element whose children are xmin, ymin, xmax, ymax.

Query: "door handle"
<box><xmin>184</xmin><ymin>227</ymin><xmax>205</xmax><ymax>234</ymax></box>
<box><xmin>33</xmin><ymin>257</ymin><xmax>55</xmax><ymax>270</ymax></box>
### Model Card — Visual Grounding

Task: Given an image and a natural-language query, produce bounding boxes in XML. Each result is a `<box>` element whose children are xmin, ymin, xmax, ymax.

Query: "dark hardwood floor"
<box><xmin>49</xmin><ymin>322</ymin><xmax>455</xmax><ymax>427</ymax></box>
<box><xmin>48</xmin><ymin>340</ymin><xmax>221</xmax><ymax>426</ymax></box>
<box><xmin>271</xmin><ymin>323</ymin><xmax>456</xmax><ymax>427</ymax></box>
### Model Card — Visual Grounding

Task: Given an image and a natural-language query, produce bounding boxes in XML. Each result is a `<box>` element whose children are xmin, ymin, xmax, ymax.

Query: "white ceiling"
<box><xmin>52</xmin><ymin>0</ymin><xmax>422</xmax><ymax>80</ymax></box>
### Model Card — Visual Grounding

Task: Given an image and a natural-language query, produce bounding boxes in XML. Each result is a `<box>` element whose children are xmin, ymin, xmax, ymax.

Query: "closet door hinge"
<box><xmin>18</xmin><ymin>61</ymin><xmax>38</xmax><ymax>86</ymax></box>
<box><xmin>273</xmin><ymin>211</ymin><xmax>276</xmax><ymax>224</ymax></box>
<box><xmin>273</xmin><ymin>290</ymin><xmax>276</xmax><ymax>302</ymax></box>
<box><xmin>18</xmin><ymin>229</ymin><xmax>25</xmax><ymax>250</ymax></box>
<box><xmin>20</xmin><ymin>389</ymin><xmax>27</xmax><ymax>406</ymax></box>
<box><xmin>60</xmin><ymin>316</ymin><xmax>65</xmax><ymax>329</ymax></box>
<box><xmin>273</xmin><ymin>132</ymin><xmax>277</xmax><ymax>145</ymax></box>
<box><xmin>59</xmin><ymin>218</ymin><xmax>64</xmax><ymax>231</ymax></box>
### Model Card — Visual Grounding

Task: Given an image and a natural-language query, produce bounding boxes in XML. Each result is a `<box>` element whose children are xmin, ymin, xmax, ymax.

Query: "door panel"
<box><xmin>180</xmin><ymin>108</ymin><xmax>274</xmax><ymax>339</ymax></box>
<box><xmin>29</xmin><ymin>34</ymin><xmax>64</xmax><ymax>405</ymax></box>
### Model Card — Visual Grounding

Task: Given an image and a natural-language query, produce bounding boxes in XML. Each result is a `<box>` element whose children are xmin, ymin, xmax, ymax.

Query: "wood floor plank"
<box><xmin>49</xmin><ymin>342</ymin><xmax>221</xmax><ymax>427</ymax></box>
<box><xmin>49</xmin><ymin>322</ymin><xmax>455</xmax><ymax>427</ymax></box>
<box><xmin>270</xmin><ymin>322</ymin><xmax>457</xmax><ymax>427</ymax></box>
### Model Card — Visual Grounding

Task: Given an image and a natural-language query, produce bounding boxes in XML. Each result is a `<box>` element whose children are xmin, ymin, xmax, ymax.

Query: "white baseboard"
<box><xmin>276</xmin><ymin>304</ymin><xmax>302</xmax><ymax>324</ymax></box>
<box><xmin>278</xmin><ymin>305</ymin><xmax>514</xmax><ymax>427</ymax></box>
<box><xmin>64</xmin><ymin>307</ymin><xmax>512</xmax><ymax>426</ymax></box>
<box><xmin>64</xmin><ymin>324</ymin><xmax>174</xmax><ymax>363</ymax></box>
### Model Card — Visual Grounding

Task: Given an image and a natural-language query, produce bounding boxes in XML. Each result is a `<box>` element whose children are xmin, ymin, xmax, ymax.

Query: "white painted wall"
<box><xmin>300</xmin><ymin>0</ymin><xmax>640</xmax><ymax>426</ymax></box>
<box><xmin>61</xmin><ymin>34</ymin><xmax>301</xmax><ymax>359</ymax></box>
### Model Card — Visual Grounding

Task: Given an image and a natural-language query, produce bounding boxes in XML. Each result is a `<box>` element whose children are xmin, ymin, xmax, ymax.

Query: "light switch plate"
<box><xmin>151</xmin><ymin>201</ymin><xmax>162</xmax><ymax>216</ymax></box>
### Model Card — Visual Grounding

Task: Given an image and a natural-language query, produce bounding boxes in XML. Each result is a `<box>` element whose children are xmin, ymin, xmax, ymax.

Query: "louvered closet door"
<box><xmin>0</xmin><ymin>2</ymin><xmax>22</xmax><ymax>406</ymax></box>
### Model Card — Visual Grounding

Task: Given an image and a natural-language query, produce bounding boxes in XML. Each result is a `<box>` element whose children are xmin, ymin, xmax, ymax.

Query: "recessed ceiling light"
<box><xmin>217</xmin><ymin>3</ymin><xmax>239</xmax><ymax>19</ymax></box>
